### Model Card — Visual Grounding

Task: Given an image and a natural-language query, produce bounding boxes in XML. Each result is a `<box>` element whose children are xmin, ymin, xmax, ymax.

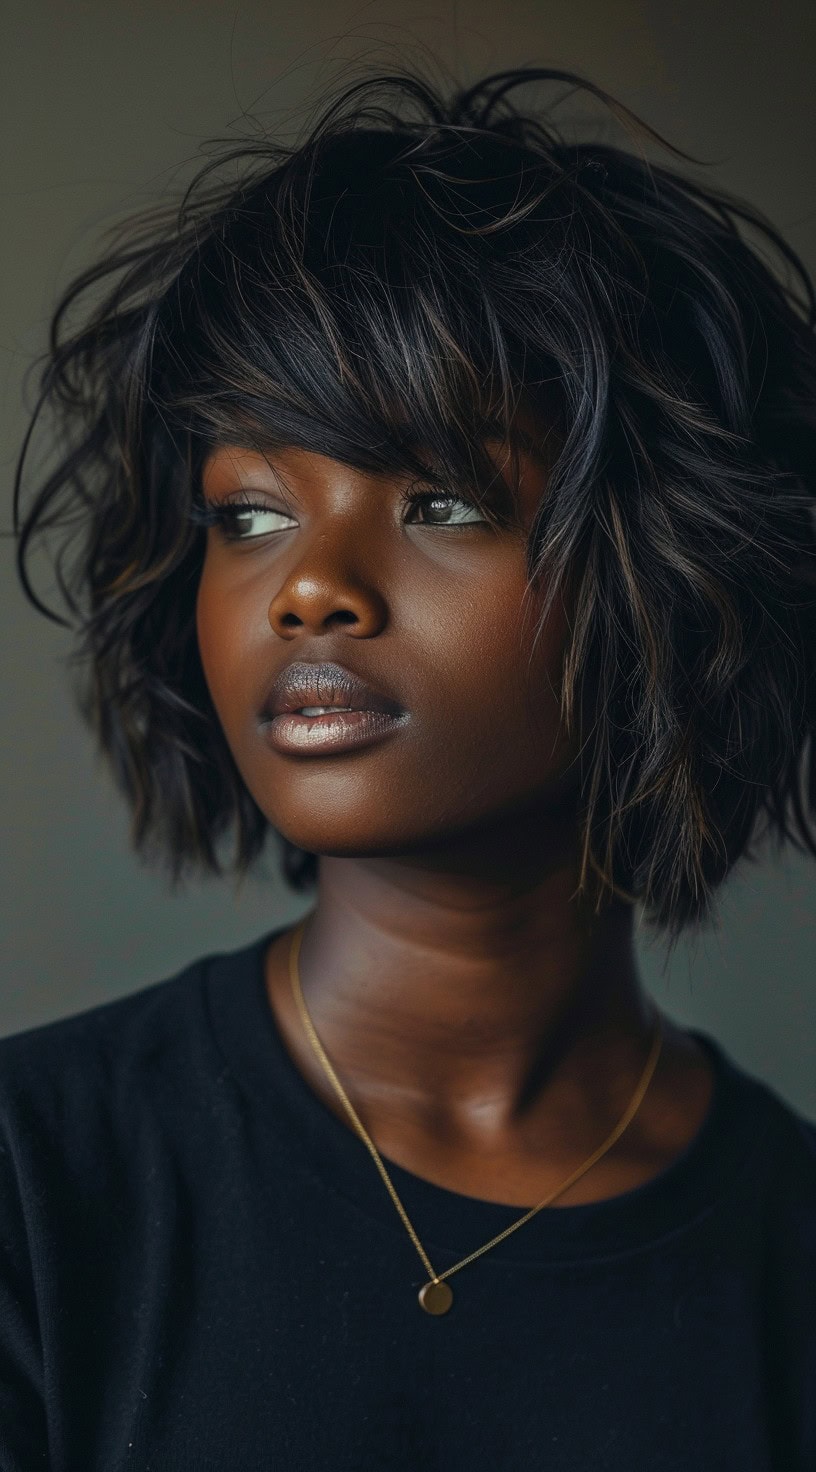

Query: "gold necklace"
<box><xmin>287</xmin><ymin>918</ymin><xmax>663</xmax><ymax>1316</ymax></box>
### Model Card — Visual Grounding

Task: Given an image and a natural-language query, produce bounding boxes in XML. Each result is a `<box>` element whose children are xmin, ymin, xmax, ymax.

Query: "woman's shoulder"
<box><xmin>0</xmin><ymin>932</ymin><xmax>269</xmax><ymax>1131</ymax></box>
<box><xmin>0</xmin><ymin>934</ymin><xmax>276</xmax><ymax>1230</ymax></box>
<box><xmin>0</xmin><ymin>950</ymin><xmax>210</xmax><ymax>1093</ymax></box>
<box><xmin>696</xmin><ymin>1028</ymin><xmax>816</xmax><ymax>1225</ymax></box>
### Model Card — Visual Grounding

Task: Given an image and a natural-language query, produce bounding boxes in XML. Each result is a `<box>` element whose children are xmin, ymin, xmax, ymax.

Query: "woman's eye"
<box><xmin>220</xmin><ymin>504</ymin><xmax>295</xmax><ymax>539</ymax></box>
<box><xmin>190</xmin><ymin>488</ymin><xmax>489</xmax><ymax>542</ymax></box>
<box><xmin>403</xmin><ymin>490</ymin><xmax>489</xmax><ymax>526</ymax></box>
<box><xmin>189</xmin><ymin>498</ymin><xmax>296</xmax><ymax>540</ymax></box>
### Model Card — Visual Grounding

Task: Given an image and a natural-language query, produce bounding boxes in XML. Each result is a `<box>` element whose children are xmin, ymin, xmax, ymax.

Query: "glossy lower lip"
<box><xmin>261</xmin><ymin>708</ymin><xmax>409</xmax><ymax>755</ymax></box>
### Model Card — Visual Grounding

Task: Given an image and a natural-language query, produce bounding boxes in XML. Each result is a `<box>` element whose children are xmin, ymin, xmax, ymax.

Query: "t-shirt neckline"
<box><xmin>204</xmin><ymin>922</ymin><xmax>770</xmax><ymax>1265</ymax></box>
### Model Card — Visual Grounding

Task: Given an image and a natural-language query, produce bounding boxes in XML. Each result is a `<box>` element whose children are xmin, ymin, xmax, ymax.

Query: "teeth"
<box><xmin>297</xmin><ymin>706</ymin><xmax>354</xmax><ymax>716</ymax></box>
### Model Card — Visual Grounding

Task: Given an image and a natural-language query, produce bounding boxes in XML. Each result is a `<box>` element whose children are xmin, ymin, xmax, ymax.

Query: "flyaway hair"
<box><xmin>12</xmin><ymin>65</ymin><xmax>816</xmax><ymax>959</ymax></box>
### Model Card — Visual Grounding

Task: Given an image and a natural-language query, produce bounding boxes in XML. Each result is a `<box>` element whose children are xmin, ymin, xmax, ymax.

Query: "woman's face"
<box><xmin>195</xmin><ymin>432</ymin><xmax>581</xmax><ymax>865</ymax></box>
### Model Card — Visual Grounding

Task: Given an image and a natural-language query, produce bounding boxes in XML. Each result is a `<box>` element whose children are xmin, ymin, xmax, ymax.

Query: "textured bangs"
<box><xmin>152</xmin><ymin>123</ymin><xmax>571</xmax><ymax>521</ymax></box>
<box><xmin>12</xmin><ymin>65</ymin><xmax>816</xmax><ymax>959</ymax></box>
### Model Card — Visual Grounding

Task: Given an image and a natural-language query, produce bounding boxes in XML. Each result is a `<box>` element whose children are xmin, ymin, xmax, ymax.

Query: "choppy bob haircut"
<box><xmin>13</xmin><ymin>64</ymin><xmax>816</xmax><ymax>958</ymax></box>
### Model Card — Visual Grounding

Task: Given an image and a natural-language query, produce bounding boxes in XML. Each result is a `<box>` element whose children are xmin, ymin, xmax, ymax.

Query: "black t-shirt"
<box><xmin>0</xmin><ymin>923</ymin><xmax>814</xmax><ymax>1471</ymax></box>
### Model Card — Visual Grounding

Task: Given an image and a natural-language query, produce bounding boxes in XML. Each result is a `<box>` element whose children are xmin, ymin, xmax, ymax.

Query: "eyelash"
<box><xmin>187</xmin><ymin>485</ymin><xmax>490</xmax><ymax>541</ymax></box>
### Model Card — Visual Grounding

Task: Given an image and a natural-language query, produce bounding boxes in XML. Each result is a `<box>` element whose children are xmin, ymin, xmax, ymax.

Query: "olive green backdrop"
<box><xmin>2</xmin><ymin>0</ymin><xmax>814</xmax><ymax>1113</ymax></box>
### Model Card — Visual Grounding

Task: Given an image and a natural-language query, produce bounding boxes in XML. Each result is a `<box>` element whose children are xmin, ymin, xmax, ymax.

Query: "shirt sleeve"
<box><xmin>0</xmin><ymin>1121</ymin><xmax>49</xmax><ymax>1469</ymax></box>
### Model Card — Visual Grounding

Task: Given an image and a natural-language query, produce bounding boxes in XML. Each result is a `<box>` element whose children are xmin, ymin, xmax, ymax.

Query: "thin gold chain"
<box><xmin>288</xmin><ymin>917</ymin><xmax>663</xmax><ymax>1288</ymax></box>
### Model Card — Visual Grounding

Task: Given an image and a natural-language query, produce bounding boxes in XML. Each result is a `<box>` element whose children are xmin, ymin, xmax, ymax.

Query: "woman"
<box><xmin>4</xmin><ymin>65</ymin><xmax>815</xmax><ymax>1470</ymax></box>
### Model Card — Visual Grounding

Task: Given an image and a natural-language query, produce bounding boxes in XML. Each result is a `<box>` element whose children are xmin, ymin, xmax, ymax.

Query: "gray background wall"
<box><xmin>2</xmin><ymin>0</ymin><xmax>814</xmax><ymax>1114</ymax></box>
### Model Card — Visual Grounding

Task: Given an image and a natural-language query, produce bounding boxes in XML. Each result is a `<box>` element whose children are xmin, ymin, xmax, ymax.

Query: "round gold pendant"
<box><xmin>418</xmin><ymin>1278</ymin><xmax>453</xmax><ymax>1314</ymax></box>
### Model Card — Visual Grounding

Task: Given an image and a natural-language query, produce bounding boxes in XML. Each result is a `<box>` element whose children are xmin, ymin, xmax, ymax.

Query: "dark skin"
<box><xmin>195</xmin><ymin>433</ymin><xmax>714</xmax><ymax>1209</ymax></box>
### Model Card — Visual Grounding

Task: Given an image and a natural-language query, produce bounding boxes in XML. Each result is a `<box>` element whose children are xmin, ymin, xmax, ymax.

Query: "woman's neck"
<box><xmin>263</xmin><ymin>846</ymin><xmax>716</xmax><ymax>1207</ymax></box>
<box><xmin>273</xmin><ymin>842</ymin><xmax>655</xmax><ymax>1145</ymax></box>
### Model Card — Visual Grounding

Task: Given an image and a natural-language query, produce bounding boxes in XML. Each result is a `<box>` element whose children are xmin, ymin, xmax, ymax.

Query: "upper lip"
<box><xmin>261</xmin><ymin>660</ymin><xmax>405</xmax><ymax>719</ymax></box>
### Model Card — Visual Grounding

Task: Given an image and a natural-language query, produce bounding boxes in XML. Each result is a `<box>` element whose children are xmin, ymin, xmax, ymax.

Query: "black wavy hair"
<box><xmin>12</xmin><ymin>64</ymin><xmax>816</xmax><ymax>959</ymax></box>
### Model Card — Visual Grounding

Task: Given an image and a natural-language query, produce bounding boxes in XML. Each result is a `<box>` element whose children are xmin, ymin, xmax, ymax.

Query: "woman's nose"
<box><xmin>266</xmin><ymin>549</ymin><xmax>389</xmax><ymax>638</ymax></box>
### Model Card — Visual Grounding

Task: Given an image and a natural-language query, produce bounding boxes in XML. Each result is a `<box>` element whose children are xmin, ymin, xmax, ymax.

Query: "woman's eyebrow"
<box><xmin>396</xmin><ymin>424</ymin><xmax>552</xmax><ymax>469</ymax></box>
<box><xmin>201</xmin><ymin>427</ymin><xmax>552</xmax><ymax>487</ymax></box>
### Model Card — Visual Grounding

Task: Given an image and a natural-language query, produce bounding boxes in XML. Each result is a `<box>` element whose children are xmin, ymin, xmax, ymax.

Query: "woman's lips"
<box><xmin>261</xmin><ymin>707</ymin><xmax>410</xmax><ymax>755</ymax></box>
<box><xmin>262</xmin><ymin>659</ymin><xmax>405</xmax><ymax>722</ymax></box>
